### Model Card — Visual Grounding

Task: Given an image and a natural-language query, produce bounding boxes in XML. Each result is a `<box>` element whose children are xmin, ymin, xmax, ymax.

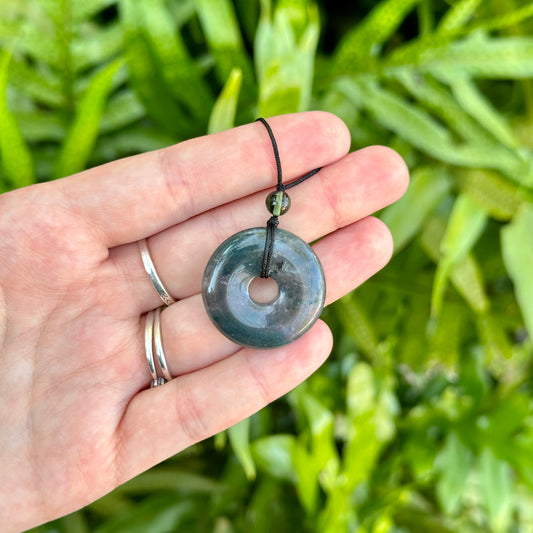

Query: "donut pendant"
<box><xmin>202</xmin><ymin>227</ymin><xmax>325</xmax><ymax>349</ymax></box>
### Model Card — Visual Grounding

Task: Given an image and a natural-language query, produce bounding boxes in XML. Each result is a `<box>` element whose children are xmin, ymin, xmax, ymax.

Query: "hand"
<box><xmin>0</xmin><ymin>112</ymin><xmax>408</xmax><ymax>531</ymax></box>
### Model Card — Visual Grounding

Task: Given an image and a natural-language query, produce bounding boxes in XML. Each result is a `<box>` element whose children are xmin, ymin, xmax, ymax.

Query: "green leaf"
<box><xmin>299</xmin><ymin>388</ymin><xmax>338</xmax><ymax>471</ymax></box>
<box><xmin>207</xmin><ymin>68</ymin><xmax>242</xmax><ymax>134</ymax></box>
<box><xmin>487</xmin><ymin>393</ymin><xmax>530</xmax><ymax>440</ymax></box>
<box><xmin>255</xmin><ymin>0</ymin><xmax>319</xmax><ymax>115</ymax></box>
<box><xmin>458</xmin><ymin>169</ymin><xmax>525</xmax><ymax>221</ymax></box>
<box><xmin>54</xmin><ymin>58</ymin><xmax>124</xmax><ymax>178</ymax></box>
<box><xmin>334</xmin><ymin>293</ymin><xmax>380</xmax><ymax>361</ymax></box>
<box><xmin>17</xmin><ymin>111</ymin><xmax>66</xmax><ymax>142</ymax></box>
<box><xmin>333</xmin><ymin>0</ymin><xmax>423</xmax><ymax>73</ymax></box>
<box><xmin>428</xmin><ymin>35</ymin><xmax>533</xmax><ymax>79</ymax></box>
<box><xmin>436</xmin><ymin>432</ymin><xmax>471</xmax><ymax>515</ymax></box>
<box><xmin>0</xmin><ymin>51</ymin><xmax>34</xmax><ymax>187</ymax></box>
<box><xmin>479</xmin><ymin>447</ymin><xmax>514</xmax><ymax>532</ymax></box>
<box><xmin>352</xmin><ymin>78</ymin><xmax>525</xmax><ymax>178</ymax></box>
<box><xmin>448</xmin><ymin>255</ymin><xmax>489</xmax><ymax>313</ymax></box>
<box><xmin>119</xmin><ymin>0</ymin><xmax>192</xmax><ymax>136</ymax></box>
<box><xmin>436</xmin><ymin>0</ymin><xmax>482</xmax><ymax>34</ymax></box>
<box><xmin>343</xmin><ymin>363</ymin><xmax>384</xmax><ymax>490</ymax></box>
<box><xmin>440</xmin><ymin>72</ymin><xmax>519</xmax><ymax>149</ymax></box>
<box><xmin>292</xmin><ymin>440</ymin><xmax>319</xmax><ymax>513</ymax></box>
<box><xmin>346</xmin><ymin>362</ymin><xmax>376</xmax><ymax>418</ymax></box>
<box><xmin>291</xmin><ymin>387</ymin><xmax>339</xmax><ymax>494</ymax></box>
<box><xmin>429</xmin><ymin>301</ymin><xmax>465</xmax><ymax>369</ymax></box>
<box><xmin>476</xmin><ymin>313</ymin><xmax>513</xmax><ymax>364</ymax></box>
<box><xmin>72</xmin><ymin>23</ymin><xmax>123</xmax><ymax>73</ymax></box>
<box><xmin>137</xmin><ymin>0</ymin><xmax>213</xmax><ymax>121</ymax></box>
<box><xmin>381</xmin><ymin>166</ymin><xmax>451</xmax><ymax>253</ymax></box>
<box><xmin>252</xmin><ymin>434</ymin><xmax>296</xmax><ymax>481</ymax></box>
<box><xmin>472</xmin><ymin>3</ymin><xmax>533</xmax><ymax>33</ymax></box>
<box><xmin>194</xmin><ymin>0</ymin><xmax>255</xmax><ymax>99</ymax></box>
<box><xmin>93</xmin><ymin>494</ymin><xmax>195</xmax><ymax>533</ymax></box>
<box><xmin>420</xmin><ymin>216</ymin><xmax>489</xmax><ymax>313</ymax></box>
<box><xmin>8</xmin><ymin>56</ymin><xmax>64</xmax><ymax>107</ymax></box>
<box><xmin>228</xmin><ymin>418</ymin><xmax>256</xmax><ymax>480</ymax></box>
<box><xmin>501</xmin><ymin>204</ymin><xmax>533</xmax><ymax>339</ymax></box>
<box><xmin>92</xmin><ymin>127</ymin><xmax>176</xmax><ymax>162</ymax></box>
<box><xmin>99</xmin><ymin>89</ymin><xmax>145</xmax><ymax>134</ymax></box>
<box><xmin>392</xmin><ymin>69</ymin><xmax>495</xmax><ymax>146</ymax></box>
<box><xmin>116</xmin><ymin>467</ymin><xmax>224</xmax><ymax>494</ymax></box>
<box><xmin>354</xmin><ymin>77</ymin><xmax>454</xmax><ymax>151</ymax></box>
<box><xmin>431</xmin><ymin>194</ymin><xmax>488</xmax><ymax>317</ymax></box>
<box><xmin>58</xmin><ymin>511</ymin><xmax>89</xmax><ymax>533</ymax></box>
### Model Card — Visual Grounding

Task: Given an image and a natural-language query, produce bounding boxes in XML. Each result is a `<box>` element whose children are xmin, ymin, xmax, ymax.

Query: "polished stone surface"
<box><xmin>202</xmin><ymin>228</ymin><xmax>326</xmax><ymax>349</ymax></box>
<box><xmin>266</xmin><ymin>190</ymin><xmax>291</xmax><ymax>216</ymax></box>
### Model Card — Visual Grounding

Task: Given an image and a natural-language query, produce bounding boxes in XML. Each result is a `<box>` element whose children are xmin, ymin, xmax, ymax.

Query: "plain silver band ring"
<box><xmin>154</xmin><ymin>307</ymin><xmax>173</xmax><ymax>382</ymax></box>
<box><xmin>144</xmin><ymin>310</ymin><xmax>159</xmax><ymax>386</ymax></box>
<box><xmin>139</xmin><ymin>238</ymin><xmax>176</xmax><ymax>306</ymax></box>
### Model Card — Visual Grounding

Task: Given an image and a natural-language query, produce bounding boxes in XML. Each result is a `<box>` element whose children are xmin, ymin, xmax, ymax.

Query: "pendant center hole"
<box><xmin>249</xmin><ymin>277</ymin><xmax>279</xmax><ymax>304</ymax></box>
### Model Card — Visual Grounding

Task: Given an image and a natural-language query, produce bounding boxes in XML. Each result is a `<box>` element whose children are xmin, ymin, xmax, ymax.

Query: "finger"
<box><xmin>143</xmin><ymin>217</ymin><xmax>392</xmax><ymax>378</ymax></box>
<box><xmin>111</xmin><ymin>146</ymin><xmax>408</xmax><ymax>313</ymax></box>
<box><xmin>57</xmin><ymin>112</ymin><xmax>350</xmax><ymax>247</ymax></box>
<box><xmin>116</xmin><ymin>318</ymin><xmax>333</xmax><ymax>482</ymax></box>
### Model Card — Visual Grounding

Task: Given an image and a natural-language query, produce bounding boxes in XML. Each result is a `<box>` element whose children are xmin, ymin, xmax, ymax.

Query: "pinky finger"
<box><xmin>115</xmin><ymin>320</ymin><xmax>333</xmax><ymax>483</ymax></box>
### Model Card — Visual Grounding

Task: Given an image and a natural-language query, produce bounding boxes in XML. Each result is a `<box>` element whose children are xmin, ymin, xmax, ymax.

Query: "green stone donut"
<box><xmin>202</xmin><ymin>227</ymin><xmax>326</xmax><ymax>349</ymax></box>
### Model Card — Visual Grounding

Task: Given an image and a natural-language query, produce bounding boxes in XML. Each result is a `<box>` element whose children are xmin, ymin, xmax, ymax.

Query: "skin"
<box><xmin>0</xmin><ymin>112</ymin><xmax>408</xmax><ymax>532</ymax></box>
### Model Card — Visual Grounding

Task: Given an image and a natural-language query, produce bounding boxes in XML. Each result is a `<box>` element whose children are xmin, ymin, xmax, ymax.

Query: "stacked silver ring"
<box><xmin>145</xmin><ymin>308</ymin><xmax>171</xmax><ymax>387</ymax></box>
<box><xmin>139</xmin><ymin>238</ymin><xmax>175</xmax><ymax>387</ymax></box>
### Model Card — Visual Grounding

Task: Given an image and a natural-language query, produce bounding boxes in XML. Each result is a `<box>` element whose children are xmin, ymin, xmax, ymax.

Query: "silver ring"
<box><xmin>144</xmin><ymin>308</ymin><xmax>173</xmax><ymax>387</ymax></box>
<box><xmin>144</xmin><ymin>310</ymin><xmax>167</xmax><ymax>388</ymax></box>
<box><xmin>139</xmin><ymin>238</ymin><xmax>176</xmax><ymax>306</ymax></box>
<box><xmin>144</xmin><ymin>310</ymin><xmax>159</xmax><ymax>386</ymax></box>
<box><xmin>154</xmin><ymin>307</ymin><xmax>173</xmax><ymax>381</ymax></box>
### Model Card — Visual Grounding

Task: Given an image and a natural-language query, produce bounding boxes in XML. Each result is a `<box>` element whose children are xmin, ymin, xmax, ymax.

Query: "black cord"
<box><xmin>256</xmin><ymin>118</ymin><xmax>321</xmax><ymax>278</ymax></box>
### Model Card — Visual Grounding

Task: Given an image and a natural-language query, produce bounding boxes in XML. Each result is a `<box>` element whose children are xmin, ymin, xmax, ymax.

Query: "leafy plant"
<box><xmin>2</xmin><ymin>0</ymin><xmax>532</xmax><ymax>531</ymax></box>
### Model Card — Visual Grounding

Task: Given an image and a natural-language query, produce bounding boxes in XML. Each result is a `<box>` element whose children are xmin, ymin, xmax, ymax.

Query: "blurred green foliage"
<box><xmin>2</xmin><ymin>0</ymin><xmax>532</xmax><ymax>531</ymax></box>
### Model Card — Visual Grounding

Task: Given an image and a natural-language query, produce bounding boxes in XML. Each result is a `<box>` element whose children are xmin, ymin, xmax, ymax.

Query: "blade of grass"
<box><xmin>428</xmin><ymin>35</ymin><xmax>533</xmax><ymax>79</ymax></box>
<box><xmin>115</xmin><ymin>467</ymin><xmax>224</xmax><ymax>494</ymax></box>
<box><xmin>255</xmin><ymin>0</ymin><xmax>319</xmax><ymax>116</ymax></box>
<box><xmin>439</xmin><ymin>71</ymin><xmax>520</xmax><ymax>149</ymax></box>
<box><xmin>501</xmin><ymin>204</ymin><xmax>533</xmax><ymax>339</ymax></box>
<box><xmin>436</xmin><ymin>0</ymin><xmax>482</xmax><ymax>34</ymax></box>
<box><xmin>251</xmin><ymin>434</ymin><xmax>296</xmax><ymax>481</ymax></box>
<box><xmin>334</xmin><ymin>293</ymin><xmax>381</xmax><ymax>363</ymax></box>
<box><xmin>431</xmin><ymin>195</ymin><xmax>488</xmax><ymax>317</ymax></box>
<box><xmin>93</xmin><ymin>495</ymin><xmax>195</xmax><ymax>533</ymax></box>
<box><xmin>72</xmin><ymin>23</ymin><xmax>123</xmax><ymax>73</ymax></box>
<box><xmin>420</xmin><ymin>216</ymin><xmax>489</xmax><ymax>314</ymax></box>
<box><xmin>119</xmin><ymin>0</ymin><xmax>193</xmax><ymax>137</ymax></box>
<box><xmin>380</xmin><ymin>166</ymin><xmax>451</xmax><ymax>253</ymax></box>
<box><xmin>194</xmin><ymin>0</ymin><xmax>255</xmax><ymax>101</ymax></box>
<box><xmin>99</xmin><ymin>89</ymin><xmax>145</xmax><ymax>134</ymax></box>
<box><xmin>333</xmin><ymin>0</ymin><xmax>423</xmax><ymax>73</ymax></box>
<box><xmin>139</xmin><ymin>0</ymin><xmax>213</xmax><ymax>121</ymax></box>
<box><xmin>480</xmin><ymin>447</ymin><xmax>514</xmax><ymax>532</ymax></box>
<box><xmin>208</xmin><ymin>67</ymin><xmax>242</xmax><ymax>134</ymax></box>
<box><xmin>436</xmin><ymin>432</ymin><xmax>471</xmax><ymax>515</ymax></box>
<box><xmin>53</xmin><ymin>58</ymin><xmax>124</xmax><ymax>178</ymax></box>
<box><xmin>457</xmin><ymin>169</ymin><xmax>526</xmax><ymax>221</ymax></box>
<box><xmin>352</xmin><ymin>78</ymin><xmax>525</xmax><ymax>179</ymax></box>
<box><xmin>228</xmin><ymin>418</ymin><xmax>256</xmax><ymax>480</ymax></box>
<box><xmin>0</xmin><ymin>50</ymin><xmax>34</xmax><ymax>187</ymax></box>
<box><xmin>471</xmin><ymin>3</ymin><xmax>533</xmax><ymax>33</ymax></box>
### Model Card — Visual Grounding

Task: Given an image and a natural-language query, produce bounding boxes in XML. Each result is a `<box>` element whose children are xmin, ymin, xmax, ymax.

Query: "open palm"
<box><xmin>0</xmin><ymin>112</ymin><xmax>407</xmax><ymax>532</ymax></box>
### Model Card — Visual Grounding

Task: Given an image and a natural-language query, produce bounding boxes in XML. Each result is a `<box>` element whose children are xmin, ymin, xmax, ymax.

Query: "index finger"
<box><xmin>55</xmin><ymin>112</ymin><xmax>351</xmax><ymax>247</ymax></box>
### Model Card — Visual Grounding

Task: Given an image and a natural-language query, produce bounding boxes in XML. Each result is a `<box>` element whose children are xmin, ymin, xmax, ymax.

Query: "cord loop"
<box><xmin>256</xmin><ymin>118</ymin><xmax>321</xmax><ymax>278</ymax></box>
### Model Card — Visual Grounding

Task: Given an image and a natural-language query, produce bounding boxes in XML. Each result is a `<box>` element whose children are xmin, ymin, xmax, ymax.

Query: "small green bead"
<box><xmin>266</xmin><ymin>191</ymin><xmax>291</xmax><ymax>216</ymax></box>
